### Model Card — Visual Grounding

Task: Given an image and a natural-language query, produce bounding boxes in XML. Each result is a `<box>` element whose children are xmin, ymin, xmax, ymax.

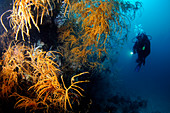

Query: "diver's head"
<box><xmin>136</xmin><ymin>35</ymin><xmax>142</xmax><ymax>40</ymax></box>
<box><xmin>136</xmin><ymin>32</ymin><xmax>146</xmax><ymax>40</ymax></box>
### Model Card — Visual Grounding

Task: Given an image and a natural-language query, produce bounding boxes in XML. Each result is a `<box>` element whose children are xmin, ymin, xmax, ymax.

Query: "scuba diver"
<box><xmin>133</xmin><ymin>32</ymin><xmax>151</xmax><ymax>71</ymax></box>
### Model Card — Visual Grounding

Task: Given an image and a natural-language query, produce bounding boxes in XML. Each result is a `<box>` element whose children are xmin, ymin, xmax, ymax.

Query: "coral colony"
<box><xmin>0</xmin><ymin>0</ymin><xmax>142</xmax><ymax>112</ymax></box>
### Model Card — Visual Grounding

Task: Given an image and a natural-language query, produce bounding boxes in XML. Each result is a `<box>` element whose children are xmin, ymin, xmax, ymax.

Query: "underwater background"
<box><xmin>0</xmin><ymin>0</ymin><xmax>170</xmax><ymax>113</ymax></box>
<box><xmin>114</xmin><ymin>0</ymin><xmax>170</xmax><ymax>112</ymax></box>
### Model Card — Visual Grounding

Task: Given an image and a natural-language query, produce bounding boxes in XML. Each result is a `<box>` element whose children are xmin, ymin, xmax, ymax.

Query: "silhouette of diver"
<box><xmin>133</xmin><ymin>33</ymin><xmax>151</xmax><ymax>71</ymax></box>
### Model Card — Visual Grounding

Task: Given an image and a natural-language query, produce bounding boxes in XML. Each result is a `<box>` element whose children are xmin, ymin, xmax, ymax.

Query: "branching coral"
<box><xmin>11</xmin><ymin>93</ymin><xmax>48</xmax><ymax>112</ymax></box>
<box><xmin>71</xmin><ymin>0</ymin><xmax>128</xmax><ymax>46</ymax></box>
<box><xmin>57</xmin><ymin>0</ymin><xmax>141</xmax><ymax>69</ymax></box>
<box><xmin>57</xmin><ymin>0</ymin><xmax>121</xmax><ymax>69</ymax></box>
<box><xmin>0</xmin><ymin>41</ymin><xmax>30</xmax><ymax>96</ymax></box>
<box><xmin>0</xmin><ymin>41</ymin><xmax>89</xmax><ymax>112</ymax></box>
<box><xmin>61</xmin><ymin>72</ymin><xmax>89</xmax><ymax>110</ymax></box>
<box><xmin>28</xmin><ymin>76</ymin><xmax>62</xmax><ymax>102</ymax></box>
<box><xmin>28</xmin><ymin>72</ymin><xmax>89</xmax><ymax>111</ymax></box>
<box><xmin>120</xmin><ymin>1</ymin><xmax>143</xmax><ymax>20</ymax></box>
<box><xmin>1</xmin><ymin>0</ymin><xmax>55</xmax><ymax>41</ymax></box>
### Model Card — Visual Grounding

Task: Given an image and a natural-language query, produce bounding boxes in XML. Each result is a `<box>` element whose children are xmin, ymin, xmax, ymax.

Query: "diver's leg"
<box><xmin>135</xmin><ymin>62</ymin><xmax>142</xmax><ymax>72</ymax></box>
<box><xmin>135</xmin><ymin>52</ymin><xmax>143</xmax><ymax>71</ymax></box>
<box><xmin>136</xmin><ymin>55</ymin><xmax>142</xmax><ymax>63</ymax></box>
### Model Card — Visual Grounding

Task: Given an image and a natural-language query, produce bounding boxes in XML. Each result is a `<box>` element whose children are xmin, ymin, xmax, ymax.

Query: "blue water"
<box><xmin>114</xmin><ymin>0</ymin><xmax>170</xmax><ymax>112</ymax></box>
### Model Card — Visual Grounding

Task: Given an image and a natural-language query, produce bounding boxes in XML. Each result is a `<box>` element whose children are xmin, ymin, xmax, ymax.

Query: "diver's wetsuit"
<box><xmin>133</xmin><ymin>33</ymin><xmax>150</xmax><ymax>71</ymax></box>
